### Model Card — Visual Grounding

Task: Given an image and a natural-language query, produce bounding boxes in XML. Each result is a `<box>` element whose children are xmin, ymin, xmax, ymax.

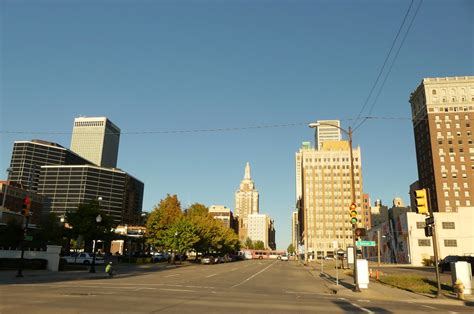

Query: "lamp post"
<box><xmin>1</xmin><ymin>167</ymin><xmax>13</xmax><ymax>209</ymax></box>
<box><xmin>90</xmin><ymin>214</ymin><xmax>102</xmax><ymax>273</ymax></box>
<box><xmin>309</xmin><ymin>122</ymin><xmax>360</xmax><ymax>292</ymax></box>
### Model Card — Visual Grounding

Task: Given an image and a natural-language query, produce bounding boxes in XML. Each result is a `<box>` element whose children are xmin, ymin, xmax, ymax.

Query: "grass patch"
<box><xmin>378</xmin><ymin>274</ymin><xmax>453</xmax><ymax>295</ymax></box>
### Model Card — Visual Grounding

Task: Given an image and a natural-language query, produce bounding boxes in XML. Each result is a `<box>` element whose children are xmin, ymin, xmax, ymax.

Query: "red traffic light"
<box><xmin>349</xmin><ymin>202</ymin><xmax>356</xmax><ymax>210</ymax></box>
<box><xmin>23</xmin><ymin>196</ymin><xmax>31</xmax><ymax>205</ymax></box>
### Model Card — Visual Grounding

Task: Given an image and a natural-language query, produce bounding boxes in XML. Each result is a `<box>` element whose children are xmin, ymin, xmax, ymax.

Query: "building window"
<box><xmin>442</xmin><ymin>222</ymin><xmax>455</xmax><ymax>229</ymax></box>
<box><xmin>418</xmin><ymin>239</ymin><xmax>431</xmax><ymax>246</ymax></box>
<box><xmin>444</xmin><ymin>240</ymin><xmax>457</xmax><ymax>247</ymax></box>
<box><xmin>416</xmin><ymin>222</ymin><xmax>425</xmax><ymax>229</ymax></box>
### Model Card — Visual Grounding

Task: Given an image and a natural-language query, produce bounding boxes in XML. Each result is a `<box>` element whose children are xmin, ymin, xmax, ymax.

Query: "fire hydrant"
<box><xmin>454</xmin><ymin>279</ymin><xmax>465</xmax><ymax>300</ymax></box>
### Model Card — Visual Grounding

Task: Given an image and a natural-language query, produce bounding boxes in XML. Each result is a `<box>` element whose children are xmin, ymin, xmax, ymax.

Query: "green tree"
<box><xmin>66</xmin><ymin>201</ymin><xmax>115</xmax><ymax>251</ymax></box>
<box><xmin>244</xmin><ymin>237</ymin><xmax>254</xmax><ymax>249</ymax></box>
<box><xmin>185</xmin><ymin>203</ymin><xmax>209</xmax><ymax>218</ymax></box>
<box><xmin>163</xmin><ymin>217</ymin><xmax>199</xmax><ymax>263</ymax></box>
<box><xmin>254</xmin><ymin>240</ymin><xmax>265</xmax><ymax>250</ymax></box>
<box><xmin>146</xmin><ymin>194</ymin><xmax>183</xmax><ymax>249</ymax></box>
<box><xmin>287</xmin><ymin>243</ymin><xmax>296</xmax><ymax>255</ymax></box>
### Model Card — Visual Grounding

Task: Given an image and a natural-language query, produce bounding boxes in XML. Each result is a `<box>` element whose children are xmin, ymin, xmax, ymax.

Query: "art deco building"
<box><xmin>235</xmin><ymin>162</ymin><xmax>259</xmax><ymax>242</ymax></box>
<box><xmin>410</xmin><ymin>76</ymin><xmax>474</xmax><ymax>212</ymax></box>
<box><xmin>296</xmin><ymin>121</ymin><xmax>365</xmax><ymax>259</ymax></box>
<box><xmin>70</xmin><ymin>117</ymin><xmax>120</xmax><ymax>168</ymax></box>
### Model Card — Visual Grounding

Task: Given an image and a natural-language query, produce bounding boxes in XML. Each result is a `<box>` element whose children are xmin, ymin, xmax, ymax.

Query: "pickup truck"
<box><xmin>63</xmin><ymin>252</ymin><xmax>105</xmax><ymax>265</ymax></box>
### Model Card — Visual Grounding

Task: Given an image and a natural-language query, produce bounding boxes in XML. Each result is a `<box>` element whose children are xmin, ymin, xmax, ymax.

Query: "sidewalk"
<box><xmin>301</xmin><ymin>260</ymin><xmax>474</xmax><ymax>306</ymax></box>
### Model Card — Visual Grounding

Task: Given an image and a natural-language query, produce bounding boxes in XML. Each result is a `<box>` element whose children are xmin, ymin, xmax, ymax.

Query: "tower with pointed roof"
<box><xmin>235</xmin><ymin>162</ymin><xmax>259</xmax><ymax>242</ymax></box>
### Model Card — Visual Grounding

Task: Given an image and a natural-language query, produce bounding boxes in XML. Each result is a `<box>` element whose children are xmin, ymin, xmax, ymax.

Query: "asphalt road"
<box><xmin>0</xmin><ymin>260</ymin><xmax>471</xmax><ymax>313</ymax></box>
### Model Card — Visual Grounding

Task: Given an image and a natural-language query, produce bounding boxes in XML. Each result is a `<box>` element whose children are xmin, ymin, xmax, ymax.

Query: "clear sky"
<box><xmin>1</xmin><ymin>0</ymin><xmax>472</xmax><ymax>249</ymax></box>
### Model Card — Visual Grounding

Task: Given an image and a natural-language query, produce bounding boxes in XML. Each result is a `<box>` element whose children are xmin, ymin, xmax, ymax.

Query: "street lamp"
<box><xmin>309</xmin><ymin>121</ymin><xmax>361</xmax><ymax>292</ymax></box>
<box><xmin>90</xmin><ymin>214</ymin><xmax>102</xmax><ymax>273</ymax></box>
<box><xmin>1</xmin><ymin>167</ymin><xmax>13</xmax><ymax>210</ymax></box>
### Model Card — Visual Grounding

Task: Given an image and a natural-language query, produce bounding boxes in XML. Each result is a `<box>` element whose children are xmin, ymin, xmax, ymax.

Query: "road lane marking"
<box><xmin>164</xmin><ymin>273</ymin><xmax>181</xmax><ymax>278</ymax></box>
<box><xmin>231</xmin><ymin>260</ymin><xmax>277</xmax><ymax>288</ymax></box>
<box><xmin>421</xmin><ymin>305</ymin><xmax>437</xmax><ymax>310</ymax></box>
<box><xmin>159</xmin><ymin>288</ymin><xmax>194</xmax><ymax>293</ymax></box>
<box><xmin>231</xmin><ymin>268</ymin><xmax>238</xmax><ymax>271</ymax></box>
<box><xmin>350</xmin><ymin>302</ymin><xmax>373</xmax><ymax>314</ymax></box>
<box><xmin>357</xmin><ymin>300</ymin><xmax>371</xmax><ymax>303</ymax></box>
<box><xmin>206</xmin><ymin>273</ymin><xmax>217</xmax><ymax>278</ymax></box>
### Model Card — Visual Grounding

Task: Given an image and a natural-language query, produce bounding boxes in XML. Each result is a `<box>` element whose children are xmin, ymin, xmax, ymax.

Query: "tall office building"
<box><xmin>235</xmin><ymin>162</ymin><xmax>259</xmax><ymax>242</ymax></box>
<box><xmin>70</xmin><ymin>117</ymin><xmax>120</xmax><ymax>168</ymax></box>
<box><xmin>315</xmin><ymin>120</ymin><xmax>342</xmax><ymax>150</ymax></box>
<box><xmin>247</xmin><ymin>213</ymin><xmax>271</xmax><ymax>249</ymax></box>
<box><xmin>8</xmin><ymin>140</ymin><xmax>92</xmax><ymax>191</ymax></box>
<box><xmin>296</xmin><ymin>121</ymin><xmax>365</xmax><ymax>259</ymax></box>
<box><xmin>38</xmin><ymin>165</ymin><xmax>143</xmax><ymax>224</ymax></box>
<box><xmin>410</xmin><ymin>76</ymin><xmax>474</xmax><ymax>212</ymax></box>
<box><xmin>291</xmin><ymin>211</ymin><xmax>298</xmax><ymax>249</ymax></box>
<box><xmin>7</xmin><ymin>139</ymin><xmax>143</xmax><ymax>224</ymax></box>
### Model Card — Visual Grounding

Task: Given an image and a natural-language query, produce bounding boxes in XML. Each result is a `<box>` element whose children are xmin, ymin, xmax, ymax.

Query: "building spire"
<box><xmin>244</xmin><ymin>162</ymin><xmax>251</xmax><ymax>180</ymax></box>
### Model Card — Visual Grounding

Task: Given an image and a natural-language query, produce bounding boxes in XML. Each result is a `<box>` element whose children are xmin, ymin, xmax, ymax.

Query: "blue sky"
<box><xmin>1</xmin><ymin>0</ymin><xmax>473</xmax><ymax>249</ymax></box>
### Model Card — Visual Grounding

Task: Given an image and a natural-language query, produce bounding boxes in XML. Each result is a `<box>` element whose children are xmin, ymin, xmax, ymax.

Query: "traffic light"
<box><xmin>414</xmin><ymin>189</ymin><xmax>429</xmax><ymax>215</ymax></box>
<box><xmin>21</xmin><ymin>196</ymin><xmax>31</xmax><ymax>216</ymax></box>
<box><xmin>349</xmin><ymin>202</ymin><xmax>357</xmax><ymax>225</ymax></box>
<box><xmin>424</xmin><ymin>225</ymin><xmax>433</xmax><ymax>237</ymax></box>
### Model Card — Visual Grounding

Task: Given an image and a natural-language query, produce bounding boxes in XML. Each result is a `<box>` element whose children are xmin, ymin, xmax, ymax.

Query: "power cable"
<box><xmin>354</xmin><ymin>0</ymin><xmax>423</xmax><ymax>133</ymax></box>
<box><xmin>354</xmin><ymin>0</ymin><xmax>415</xmax><ymax>126</ymax></box>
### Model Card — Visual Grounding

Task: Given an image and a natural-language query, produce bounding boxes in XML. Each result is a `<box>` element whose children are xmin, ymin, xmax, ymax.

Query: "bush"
<box><xmin>422</xmin><ymin>258</ymin><xmax>434</xmax><ymax>266</ymax></box>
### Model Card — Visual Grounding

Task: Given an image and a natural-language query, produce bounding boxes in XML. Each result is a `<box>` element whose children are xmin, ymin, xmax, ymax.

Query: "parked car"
<box><xmin>439</xmin><ymin>255</ymin><xmax>474</xmax><ymax>273</ymax></box>
<box><xmin>63</xmin><ymin>252</ymin><xmax>105</xmax><ymax>265</ymax></box>
<box><xmin>152</xmin><ymin>252</ymin><xmax>169</xmax><ymax>263</ymax></box>
<box><xmin>201</xmin><ymin>256</ymin><xmax>215</xmax><ymax>264</ymax></box>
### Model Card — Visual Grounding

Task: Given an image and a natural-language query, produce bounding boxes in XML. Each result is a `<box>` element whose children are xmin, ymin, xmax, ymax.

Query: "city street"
<box><xmin>0</xmin><ymin>260</ymin><xmax>472</xmax><ymax>313</ymax></box>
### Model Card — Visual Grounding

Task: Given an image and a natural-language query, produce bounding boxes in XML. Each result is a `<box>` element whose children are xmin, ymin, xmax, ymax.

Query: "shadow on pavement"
<box><xmin>333</xmin><ymin>299</ymin><xmax>393</xmax><ymax>313</ymax></box>
<box><xmin>320</xmin><ymin>271</ymin><xmax>355</xmax><ymax>291</ymax></box>
<box><xmin>0</xmin><ymin>261</ymin><xmax>196</xmax><ymax>285</ymax></box>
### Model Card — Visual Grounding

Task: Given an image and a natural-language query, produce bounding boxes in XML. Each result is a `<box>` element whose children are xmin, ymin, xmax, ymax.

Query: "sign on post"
<box><xmin>356</xmin><ymin>240</ymin><xmax>376</xmax><ymax>247</ymax></box>
<box><xmin>425</xmin><ymin>216</ymin><xmax>434</xmax><ymax>225</ymax></box>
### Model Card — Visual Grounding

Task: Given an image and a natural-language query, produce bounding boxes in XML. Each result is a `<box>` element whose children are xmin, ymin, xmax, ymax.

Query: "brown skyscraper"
<box><xmin>410</xmin><ymin>76</ymin><xmax>474</xmax><ymax>212</ymax></box>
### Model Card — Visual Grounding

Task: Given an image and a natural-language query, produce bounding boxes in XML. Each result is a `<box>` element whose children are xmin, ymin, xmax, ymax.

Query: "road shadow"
<box><xmin>0</xmin><ymin>261</ymin><xmax>196</xmax><ymax>285</ymax></box>
<box><xmin>320</xmin><ymin>271</ymin><xmax>355</xmax><ymax>290</ymax></box>
<box><xmin>333</xmin><ymin>299</ymin><xmax>393</xmax><ymax>313</ymax></box>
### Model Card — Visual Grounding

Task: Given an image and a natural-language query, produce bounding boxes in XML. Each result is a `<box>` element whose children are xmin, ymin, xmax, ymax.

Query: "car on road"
<box><xmin>152</xmin><ymin>252</ymin><xmax>169</xmax><ymax>263</ymax></box>
<box><xmin>280</xmin><ymin>254</ymin><xmax>289</xmax><ymax>261</ymax></box>
<box><xmin>63</xmin><ymin>252</ymin><xmax>105</xmax><ymax>265</ymax></box>
<box><xmin>438</xmin><ymin>255</ymin><xmax>474</xmax><ymax>273</ymax></box>
<box><xmin>201</xmin><ymin>255</ymin><xmax>215</xmax><ymax>264</ymax></box>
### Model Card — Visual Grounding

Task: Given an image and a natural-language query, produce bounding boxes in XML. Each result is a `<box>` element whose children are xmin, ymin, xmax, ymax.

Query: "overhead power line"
<box><xmin>0</xmin><ymin>116</ymin><xmax>413</xmax><ymax>136</ymax></box>
<box><xmin>353</xmin><ymin>0</ymin><xmax>423</xmax><ymax>132</ymax></box>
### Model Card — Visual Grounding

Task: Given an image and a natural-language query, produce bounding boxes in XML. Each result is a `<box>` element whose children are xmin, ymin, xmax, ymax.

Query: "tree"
<box><xmin>146</xmin><ymin>194</ymin><xmax>182</xmax><ymax>249</ymax></box>
<box><xmin>185</xmin><ymin>203</ymin><xmax>208</xmax><ymax>218</ymax></box>
<box><xmin>253</xmin><ymin>240</ymin><xmax>265</xmax><ymax>250</ymax></box>
<box><xmin>163</xmin><ymin>217</ymin><xmax>199</xmax><ymax>263</ymax></box>
<box><xmin>287</xmin><ymin>243</ymin><xmax>296</xmax><ymax>255</ymax></box>
<box><xmin>66</xmin><ymin>201</ymin><xmax>115</xmax><ymax>251</ymax></box>
<box><xmin>244</xmin><ymin>237</ymin><xmax>254</xmax><ymax>249</ymax></box>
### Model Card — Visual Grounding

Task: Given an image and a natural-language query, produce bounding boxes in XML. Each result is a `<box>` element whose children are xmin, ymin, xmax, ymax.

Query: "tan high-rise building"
<box><xmin>235</xmin><ymin>162</ymin><xmax>259</xmax><ymax>242</ymax></box>
<box><xmin>70</xmin><ymin>117</ymin><xmax>121</xmax><ymax>168</ymax></box>
<box><xmin>296</xmin><ymin>121</ymin><xmax>365</xmax><ymax>259</ymax></box>
<box><xmin>410</xmin><ymin>76</ymin><xmax>474</xmax><ymax>212</ymax></box>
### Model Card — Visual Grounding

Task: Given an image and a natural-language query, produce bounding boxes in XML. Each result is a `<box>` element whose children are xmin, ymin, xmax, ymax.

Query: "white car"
<box><xmin>280</xmin><ymin>255</ymin><xmax>289</xmax><ymax>261</ymax></box>
<box><xmin>63</xmin><ymin>252</ymin><xmax>105</xmax><ymax>265</ymax></box>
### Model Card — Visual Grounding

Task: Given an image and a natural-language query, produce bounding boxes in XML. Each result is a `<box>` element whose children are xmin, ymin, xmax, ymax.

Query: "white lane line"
<box><xmin>350</xmin><ymin>302</ymin><xmax>374</xmax><ymax>314</ymax></box>
<box><xmin>285</xmin><ymin>291</ymin><xmax>328</xmax><ymax>296</ymax></box>
<box><xmin>164</xmin><ymin>273</ymin><xmax>181</xmax><ymax>278</ymax></box>
<box><xmin>206</xmin><ymin>273</ymin><xmax>217</xmax><ymax>278</ymax></box>
<box><xmin>133</xmin><ymin>287</ymin><xmax>157</xmax><ymax>291</ymax></box>
<box><xmin>159</xmin><ymin>288</ymin><xmax>195</xmax><ymax>293</ymax></box>
<box><xmin>231</xmin><ymin>261</ymin><xmax>277</xmax><ymax>288</ymax></box>
<box><xmin>421</xmin><ymin>305</ymin><xmax>437</xmax><ymax>310</ymax></box>
<box><xmin>357</xmin><ymin>300</ymin><xmax>371</xmax><ymax>303</ymax></box>
<box><xmin>231</xmin><ymin>268</ymin><xmax>238</xmax><ymax>271</ymax></box>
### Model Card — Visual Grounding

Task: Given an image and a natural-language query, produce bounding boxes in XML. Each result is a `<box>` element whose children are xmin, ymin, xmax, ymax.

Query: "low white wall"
<box><xmin>0</xmin><ymin>245</ymin><xmax>62</xmax><ymax>271</ymax></box>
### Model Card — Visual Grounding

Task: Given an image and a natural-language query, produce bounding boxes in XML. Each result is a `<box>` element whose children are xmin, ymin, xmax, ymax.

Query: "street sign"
<box><xmin>24</xmin><ymin>235</ymin><xmax>33</xmax><ymax>241</ymax></box>
<box><xmin>425</xmin><ymin>216</ymin><xmax>434</xmax><ymax>225</ymax></box>
<box><xmin>356</xmin><ymin>240</ymin><xmax>376</xmax><ymax>247</ymax></box>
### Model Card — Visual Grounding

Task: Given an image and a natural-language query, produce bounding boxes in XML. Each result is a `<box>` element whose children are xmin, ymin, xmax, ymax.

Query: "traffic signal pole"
<box><xmin>426</xmin><ymin>188</ymin><xmax>441</xmax><ymax>297</ymax></box>
<box><xmin>348</xmin><ymin>127</ymin><xmax>360</xmax><ymax>292</ymax></box>
<box><xmin>16</xmin><ymin>214</ymin><xmax>30</xmax><ymax>278</ymax></box>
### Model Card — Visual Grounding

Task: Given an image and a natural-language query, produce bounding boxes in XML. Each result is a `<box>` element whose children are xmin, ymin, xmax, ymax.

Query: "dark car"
<box><xmin>438</xmin><ymin>255</ymin><xmax>474</xmax><ymax>273</ymax></box>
